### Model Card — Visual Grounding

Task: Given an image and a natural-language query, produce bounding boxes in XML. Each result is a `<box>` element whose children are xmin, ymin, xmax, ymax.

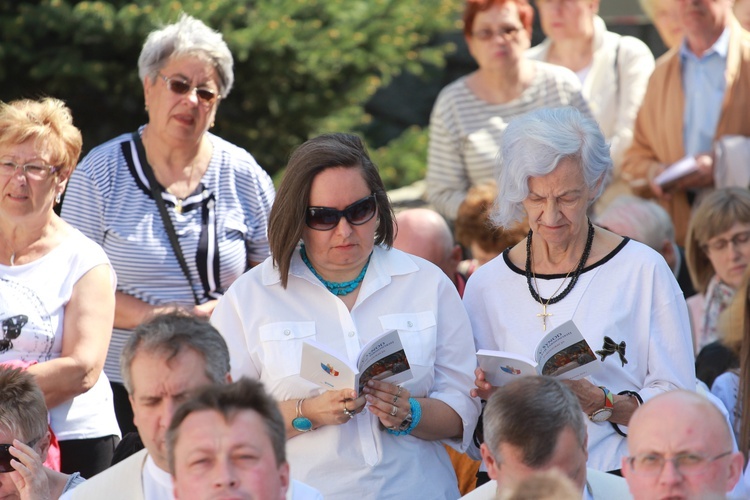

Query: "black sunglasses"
<box><xmin>306</xmin><ymin>194</ymin><xmax>377</xmax><ymax>231</ymax></box>
<box><xmin>159</xmin><ymin>73</ymin><xmax>220</xmax><ymax>104</ymax></box>
<box><xmin>0</xmin><ymin>437</ymin><xmax>39</xmax><ymax>473</ymax></box>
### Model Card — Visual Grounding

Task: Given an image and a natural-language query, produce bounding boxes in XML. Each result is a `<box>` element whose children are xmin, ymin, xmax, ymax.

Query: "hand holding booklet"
<box><xmin>653</xmin><ymin>155</ymin><xmax>699</xmax><ymax>189</ymax></box>
<box><xmin>300</xmin><ymin>329</ymin><xmax>413</xmax><ymax>395</ymax></box>
<box><xmin>477</xmin><ymin>320</ymin><xmax>599</xmax><ymax>387</ymax></box>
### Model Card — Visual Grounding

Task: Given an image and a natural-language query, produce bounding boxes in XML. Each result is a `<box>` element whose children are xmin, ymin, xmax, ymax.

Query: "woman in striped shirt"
<box><xmin>61</xmin><ymin>14</ymin><xmax>275</xmax><ymax>435</ymax></box>
<box><xmin>426</xmin><ymin>0</ymin><xmax>591</xmax><ymax>220</ymax></box>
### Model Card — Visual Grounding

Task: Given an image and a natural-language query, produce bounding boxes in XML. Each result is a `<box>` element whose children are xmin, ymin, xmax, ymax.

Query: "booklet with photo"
<box><xmin>653</xmin><ymin>155</ymin><xmax>699</xmax><ymax>189</ymax></box>
<box><xmin>300</xmin><ymin>329</ymin><xmax>413</xmax><ymax>395</ymax></box>
<box><xmin>477</xmin><ymin>320</ymin><xmax>599</xmax><ymax>386</ymax></box>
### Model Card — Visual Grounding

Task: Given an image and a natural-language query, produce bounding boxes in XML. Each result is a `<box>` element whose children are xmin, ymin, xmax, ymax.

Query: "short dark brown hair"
<box><xmin>166</xmin><ymin>378</ymin><xmax>286</xmax><ymax>474</ymax></box>
<box><xmin>463</xmin><ymin>0</ymin><xmax>534</xmax><ymax>37</ymax></box>
<box><xmin>268</xmin><ymin>133</ymin><xmax>395</xmax><ymax>287</ymax></box>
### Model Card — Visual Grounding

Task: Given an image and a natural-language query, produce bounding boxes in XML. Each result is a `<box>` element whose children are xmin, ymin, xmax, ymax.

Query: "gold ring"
<box><xmin>390</xmin><ymin>405</ymin><xmax>398</xmax><ymax>416</ymax></box>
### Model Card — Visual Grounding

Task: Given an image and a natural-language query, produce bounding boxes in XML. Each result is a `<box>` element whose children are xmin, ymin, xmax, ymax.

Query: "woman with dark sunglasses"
<box><xmin>61</xmin><ymin>14</ymin><xmax>274</xmax><ymax>436</ymax></box>
<box><xmin>212</xmin><ymin>133</ymin><xmax>480</xmax><ymax>499</ymax></box>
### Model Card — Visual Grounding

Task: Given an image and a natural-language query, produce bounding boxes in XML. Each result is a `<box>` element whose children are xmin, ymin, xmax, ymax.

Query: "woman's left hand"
<box><xmin>363</xmin><ymin>380</ymin><xmax>412</xmax><ymax>430</ymax></box>
<box><xmin>561</xmin><ymin>378</ymin><xmax>606</xmax><ymax>415</ymax></box>
<box><xmin>8</xmin><ymin>439</ymin><xmax>51</xmax><ymax>500</ymax></box>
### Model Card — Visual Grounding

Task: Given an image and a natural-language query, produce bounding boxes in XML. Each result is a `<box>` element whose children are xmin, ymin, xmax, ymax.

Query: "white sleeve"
<box><xmin>210</xmin><ymin>278</ymin><xmax>261</xmax><ymax>380</ymax></box>
<box><xmin>609</xmin><ymin>36</ymin><xmax>655</xmax><ymax>169</ymax></box>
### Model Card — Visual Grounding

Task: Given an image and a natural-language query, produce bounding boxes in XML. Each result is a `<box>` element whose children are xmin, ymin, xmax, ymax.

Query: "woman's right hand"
<box><xmin>305</xmin><ymin>389</ymin><xmax>366</xmax><ymax>427</ymax></box>
<box><xmin>470</xmin><ymin>367</ymin><xmax>496</xmax><ymax>400</ymax></box>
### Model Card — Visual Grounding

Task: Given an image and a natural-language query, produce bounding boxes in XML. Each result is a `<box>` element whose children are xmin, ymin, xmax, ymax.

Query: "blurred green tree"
<box><xmin>0</xmin><ymin>0</ymin><xmax>460</xmax><ymax>179</ymax></box>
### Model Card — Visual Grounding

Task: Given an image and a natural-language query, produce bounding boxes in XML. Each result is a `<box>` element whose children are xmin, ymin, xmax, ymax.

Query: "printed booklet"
<box><xmin>300</xmin><ymin>329</ymin><xmax>412</xmax><ymax>395</ymax></box>
<box><xmin>653</xmin><ymin>155</ymin><xmax>700</xmax><ymax>189</ymax></box>
<box><xmin>477</xmin><ymin>320</ymin><xmax>599</xmax><ymax>386</ymax></box>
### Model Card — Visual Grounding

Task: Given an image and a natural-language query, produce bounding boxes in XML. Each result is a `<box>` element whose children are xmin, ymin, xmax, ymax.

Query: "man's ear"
<box><xmin>726</xmin><ymin>451</ymin><xmax>745</xmax><ymax>492</ymax></box>
<box><xmin>480</xmin><ymin>443</ymin><xmax>500</xmax><ymax>480</ymax></box>
<box><xmin>37</xmin><ymin>428</ymin><xmax>52</xmax><ymax>462</ymax></box>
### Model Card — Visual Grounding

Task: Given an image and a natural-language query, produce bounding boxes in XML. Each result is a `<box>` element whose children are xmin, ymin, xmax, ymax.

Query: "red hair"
<box><xmin>463</xmin><ymin>0</ymin><xmax>534</xmax><ymax>37</ymax></box>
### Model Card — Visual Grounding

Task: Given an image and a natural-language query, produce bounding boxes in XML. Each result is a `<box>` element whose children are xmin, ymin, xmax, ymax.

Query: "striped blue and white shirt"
<box><xmin>61</xmin><ymin>127</ymin><xmax>275</xmax><ymax>382</ymax></box>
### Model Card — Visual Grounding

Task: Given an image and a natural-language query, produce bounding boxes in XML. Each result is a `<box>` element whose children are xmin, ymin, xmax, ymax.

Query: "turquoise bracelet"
<box><xmin>386</xmin><ymin>398</ymin><xmax>421</xmax><ymax>436</ymax></box>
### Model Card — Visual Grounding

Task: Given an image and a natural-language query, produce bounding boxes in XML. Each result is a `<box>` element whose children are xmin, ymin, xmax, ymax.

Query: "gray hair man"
<box><xmin>621</xmin><ymin>0</ymin><xmax>750</xmax><ymax>246</ymax></box>
<box><xmin>461</xmin><ymin>377</ymin><xmax>632</xmax><ymax>499</ymax></box>
<box><xmin>596</xmin><ymin>195</ymin><xmax>696</xmax><ymax>298</ymax></box>
<box><xmin>61</xmin><ymin>312</ymin><xmax>231</xmax><ymax>500</ymax></box>
<box><xmin>622</xmin><ymin>390</ymin><xmax>743</xmax><ymax>500</ymax></box>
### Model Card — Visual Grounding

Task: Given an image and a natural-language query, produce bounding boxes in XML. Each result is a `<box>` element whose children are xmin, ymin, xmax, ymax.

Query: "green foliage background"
<box><xmin>0</xmin><ymin>0</ymin><xmax>462</xmax><ymax>186</ymax></box>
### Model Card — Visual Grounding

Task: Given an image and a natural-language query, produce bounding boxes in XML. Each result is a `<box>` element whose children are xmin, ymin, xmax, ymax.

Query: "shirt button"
<box><xmin>283</xmin><ymin>329</ymin><xmax>291</xmax><ymax>336</ymax></box>
<box><xmin>348</xmin><ymin>331</ymin><xmax>356</xmax><ymax>337</ymax></box>
<box><xmin>407</xmin><ymin>321</ymin><xmax>413</xmax><ymax>328</ymax></box>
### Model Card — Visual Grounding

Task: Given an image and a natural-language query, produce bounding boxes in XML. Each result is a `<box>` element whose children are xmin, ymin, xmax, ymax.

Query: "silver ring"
<box><xmin>390</xmin><ymin>405</ymin><xmax>398</xmax><ymax>416</ymax></box>
<box><xmin>396</xmin><ymin>386</ymin><xmax>403</xmax><ymax>397</ymax></box>
<box><xmin>343</xmin><ymin>401</ymin><xmax>355</xmax><ymax>419</ymax></box>
<box><xmin>392</xmin><ymin>394</ymin><xmax>399</xmax><ymax>404</ymax></box>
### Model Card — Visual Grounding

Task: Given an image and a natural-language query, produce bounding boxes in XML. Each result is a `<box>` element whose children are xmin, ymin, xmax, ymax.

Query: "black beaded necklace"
<box><xmin>525</xmin><ymin>218</ymin><xmax>595</xmax><ymax>330</ymax></box>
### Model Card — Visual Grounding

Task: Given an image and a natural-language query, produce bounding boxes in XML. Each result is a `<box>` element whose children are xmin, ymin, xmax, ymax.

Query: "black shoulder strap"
<box><xmin>131</xmin><ymin>132</ymin><xmax>202</xmax><ymax>305</ymax></box>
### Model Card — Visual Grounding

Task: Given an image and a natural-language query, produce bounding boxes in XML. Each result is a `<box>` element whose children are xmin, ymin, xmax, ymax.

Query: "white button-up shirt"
<box><xmin>212</xmin><ymin>246</ymin><xmax>480</xmax><ymax>500</ymax></box>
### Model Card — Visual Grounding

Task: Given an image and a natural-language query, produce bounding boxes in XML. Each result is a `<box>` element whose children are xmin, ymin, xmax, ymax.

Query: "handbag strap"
<box><xmin>131</xmin><ymin>132</ymin><xmax>202</xmax><ymax>305</ymax></box>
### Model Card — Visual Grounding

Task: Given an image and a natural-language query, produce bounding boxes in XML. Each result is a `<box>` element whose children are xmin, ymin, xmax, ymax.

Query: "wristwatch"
<box><xmin>292</xmin><ymin>398</ymin><xmax>313</xmax><ymax>432</ymax></box>
<box><xmin>589</xmin><ymin>386</ymin><xmax>614</xmax><ymax>422</ymax></box>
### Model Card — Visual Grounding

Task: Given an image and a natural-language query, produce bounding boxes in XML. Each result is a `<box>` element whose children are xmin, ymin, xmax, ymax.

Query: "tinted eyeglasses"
<box><xmin>158</xmin><ymin>73</ymin><xmax>220</xmax><ymax>104</ymax></box>
<box><xmin>0</xmin><ymin>437</ymin><xmax>39</xmax><ymax>473</ymax></box>
<box><xmin>306</xmin><ymin>194</ymin><xmax>377</xmax><ymax>231</ymax></box>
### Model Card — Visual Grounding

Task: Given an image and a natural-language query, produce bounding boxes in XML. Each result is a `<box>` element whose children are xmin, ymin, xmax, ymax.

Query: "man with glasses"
<box><xmin>622</xmin><ymin>390</ymin><xmax>744</xmax><ymax>499</ymax></box>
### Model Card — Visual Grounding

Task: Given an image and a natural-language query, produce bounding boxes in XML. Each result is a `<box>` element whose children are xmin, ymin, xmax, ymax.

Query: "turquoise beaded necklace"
<box><xmin>300</xmin><ymin>244</ymin><xmax>372</xmax><ymax>296</ymax></box>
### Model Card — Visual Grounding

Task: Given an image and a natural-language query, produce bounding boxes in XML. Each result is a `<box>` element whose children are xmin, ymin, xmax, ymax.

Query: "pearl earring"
<box><xmin>55</xmin><ymin>193</ymin><xmax>62</xmax><ymax>204</ymax></box>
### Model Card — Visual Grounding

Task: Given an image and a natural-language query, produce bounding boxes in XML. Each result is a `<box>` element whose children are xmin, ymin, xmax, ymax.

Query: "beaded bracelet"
<box><xmin>387</xmin><ymin>398</ymin><xmax>422</xmax><ymax>436</ymax></box>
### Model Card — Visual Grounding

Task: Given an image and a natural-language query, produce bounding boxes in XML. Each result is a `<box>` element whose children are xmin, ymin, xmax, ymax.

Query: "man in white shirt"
<box><xmin>622</xmin><ymin>390</ymin><xmax>744</xmax><ymax>500</ymax></box>
<box><xmin>167</xmin><ymin>378</ymin><xmax>298</xmax><ymax>500</ymax></box>
<box><xmin>61</xmin><ymin>312</ymin><xmax>233</xmax><ymax>500</ymax></box>
<box><xmin>461</xmin><ymin>376</ymin><xmax>632</xmax><ymax>500</ymax></box>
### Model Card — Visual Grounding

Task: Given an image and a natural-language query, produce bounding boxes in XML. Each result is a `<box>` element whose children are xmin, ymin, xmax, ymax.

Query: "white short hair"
<box><xmin>491</xmin><ymin>107</ymin><xmax>611</xmax><ymax>229</ymax></box>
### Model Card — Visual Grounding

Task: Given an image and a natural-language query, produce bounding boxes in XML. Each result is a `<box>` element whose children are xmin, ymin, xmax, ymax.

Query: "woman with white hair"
<box><xmin>463</xmin><ymin>107</ymin><xmax>695</xmax><ymax>473</ymax></box>
<box><xmin>61</xmin><ymin>13</ymin><xmax>275</xmax><ymax>434</ymax></box>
